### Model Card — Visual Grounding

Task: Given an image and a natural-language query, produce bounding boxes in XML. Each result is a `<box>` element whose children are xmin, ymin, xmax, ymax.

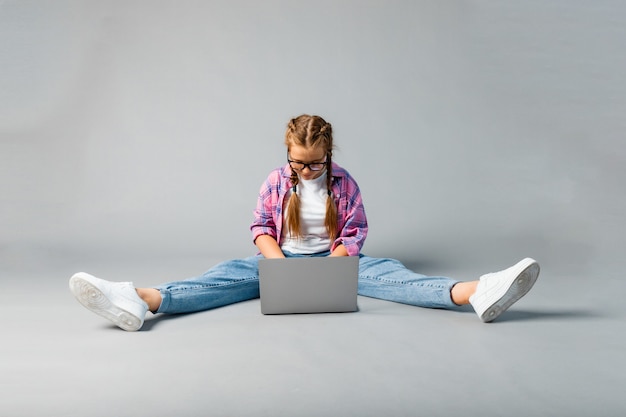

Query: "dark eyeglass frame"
<box><xmin>287</xmin><ymin>153</ymin><xmax>328</xmax><ymax>172</ymax></box>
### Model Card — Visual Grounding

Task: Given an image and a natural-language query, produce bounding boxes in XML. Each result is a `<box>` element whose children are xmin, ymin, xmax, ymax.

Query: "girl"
<box><xmin>69</xmin><ymin>114</ymin><xmax>540</xmax><ymax>331</ymax></box>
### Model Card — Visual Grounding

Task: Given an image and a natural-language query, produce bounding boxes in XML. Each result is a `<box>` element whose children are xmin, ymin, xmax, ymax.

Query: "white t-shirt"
<box><xmin>281</xmin><ymin>172</ymin><xmax>332</xmax><ymax>254</ymax></box>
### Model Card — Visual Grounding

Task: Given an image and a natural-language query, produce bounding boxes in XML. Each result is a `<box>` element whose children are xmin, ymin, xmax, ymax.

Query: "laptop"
<box><xmin>258</xmin><ymin>256</ymin><xmax>359</xmax><ymax>314</ymax></box>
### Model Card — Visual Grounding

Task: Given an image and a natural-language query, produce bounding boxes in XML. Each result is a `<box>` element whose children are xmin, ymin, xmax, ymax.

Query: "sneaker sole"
<box><xmin>479</xmin><ymin>259</ymin><xmax>540</xmax><ymax>323</ymax></box>
<box><xmin>69</xmin><ymin>274</ymin><xmax>143</xmax><ymax>331</ymax></box>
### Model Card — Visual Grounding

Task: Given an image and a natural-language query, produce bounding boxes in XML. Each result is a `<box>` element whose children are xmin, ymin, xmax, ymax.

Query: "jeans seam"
<box><xmin>167</xmin><ymin>276</ymin><xmax>258</xmax><ymax>292</ymax></box>
<box><xmin>359</xmin><ymin>275</ymin><xmax>451</xmax><ymax>289</ymax></box>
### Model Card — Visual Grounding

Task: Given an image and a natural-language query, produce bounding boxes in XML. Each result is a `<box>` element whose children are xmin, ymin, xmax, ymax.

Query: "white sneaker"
<box><xmin>69</xmin><ymin>272</ymin><xmax>149</xmax><ymax>331</ymax></box>
<box><xmin>469</xmin><ymin>258</ymin><xmax>540</xmax><ymax>322</ymax></box>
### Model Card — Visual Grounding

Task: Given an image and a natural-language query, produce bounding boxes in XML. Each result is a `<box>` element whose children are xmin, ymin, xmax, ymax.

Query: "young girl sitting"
<box><xmin>69</xmin><ymin>114</ymin><xmax>540</xmax><ymax>331</ymax></box>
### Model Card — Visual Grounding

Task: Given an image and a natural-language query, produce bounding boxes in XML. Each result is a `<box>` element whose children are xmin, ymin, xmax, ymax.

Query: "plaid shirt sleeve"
<box><xmin>250</xmin><ymin>168</ymin><xmax>284</xmax><ymax>244</ymax></box>
<box><xmin>331</xmin><ymin>167</ymin><xmax>368</xmax><ymax>256</ymax></box>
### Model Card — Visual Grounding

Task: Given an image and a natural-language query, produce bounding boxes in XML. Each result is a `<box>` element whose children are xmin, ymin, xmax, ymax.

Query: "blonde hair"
<box><xmin>284</xmin><ymin>114</ymin><xmax>337</xmax><ymax>241</ymax></box>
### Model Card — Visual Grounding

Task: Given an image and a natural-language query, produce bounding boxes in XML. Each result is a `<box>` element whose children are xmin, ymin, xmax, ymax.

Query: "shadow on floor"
<box><xmin>493</xmin><ymin>308</ymin><xmax>602</xmax><ymax>323</ymax></box>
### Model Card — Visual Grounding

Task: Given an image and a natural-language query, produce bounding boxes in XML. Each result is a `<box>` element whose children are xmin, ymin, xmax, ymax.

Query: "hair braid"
<box><xmin>324</xmin><ymin>152</ymin><xmax>338</xmax><ymax>241</ymax></box>
<box><xmin>286</xmin><ymin>167</ymin><xmax>301</xmax><ymax>239</ymax></box>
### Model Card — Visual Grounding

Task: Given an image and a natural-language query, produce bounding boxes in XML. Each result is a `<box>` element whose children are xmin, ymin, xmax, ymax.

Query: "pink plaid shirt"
<box><xmin>251</xmin><ymin>162</ymin><xmax>368</xmax><ymax>256</ymax></box>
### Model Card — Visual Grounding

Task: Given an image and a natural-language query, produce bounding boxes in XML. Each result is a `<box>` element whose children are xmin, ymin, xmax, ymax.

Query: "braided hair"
<box><xmin>284</xmin><ymin>115</ymin><xmax>338</xmax><ymax>241</ymax></box>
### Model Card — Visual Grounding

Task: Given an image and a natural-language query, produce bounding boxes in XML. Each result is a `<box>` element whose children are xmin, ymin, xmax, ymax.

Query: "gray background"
<box><xmin>1</xmin><ymin>1</ymin><xmax>625</xmax><ymax>416</ymax></box>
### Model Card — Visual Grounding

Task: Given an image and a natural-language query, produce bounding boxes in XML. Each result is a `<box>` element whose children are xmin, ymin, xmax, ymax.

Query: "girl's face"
<box><xmin>288</xmin><ymin>144</ymin><xmax>328</xmax><ymax>181</ymax></box>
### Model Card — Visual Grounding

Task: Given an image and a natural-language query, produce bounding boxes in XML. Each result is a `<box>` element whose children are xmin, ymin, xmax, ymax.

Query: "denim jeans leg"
<box><xmin>358</xmin><ymin>255</ymin><xmax>459</xmax><ymax>309</ymax></box>
<box><xmin>155</xmin><ymin>256</ymin><xmax>261</xmax><ymax>314</ymax></box>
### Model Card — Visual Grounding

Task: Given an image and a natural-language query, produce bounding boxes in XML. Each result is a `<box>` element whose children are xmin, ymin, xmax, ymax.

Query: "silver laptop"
<box><xmin>258</xmin><ymin>256</ymin><xmax>359</xmax><ymax>314</ymax></box>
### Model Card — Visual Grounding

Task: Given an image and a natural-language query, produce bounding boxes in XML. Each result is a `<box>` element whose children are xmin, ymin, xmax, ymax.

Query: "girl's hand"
<box><xmin>329</xmin><ymin>244</ymin><xmax>349</xmax><ymax>257</ymax></box>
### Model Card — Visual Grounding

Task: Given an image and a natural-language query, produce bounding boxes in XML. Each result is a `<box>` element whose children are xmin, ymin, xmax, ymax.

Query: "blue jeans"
<box><xmin>155</xmin><ymin>251</ymin><xmax>459</xmax><ymax>314</ymax></box>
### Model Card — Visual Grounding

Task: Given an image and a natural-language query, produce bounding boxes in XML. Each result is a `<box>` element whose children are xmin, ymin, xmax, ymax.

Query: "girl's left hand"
<box><xmin>329</xmin><ymin>244</ymin><xmax>349</xmax><ymax>257</ymax></box>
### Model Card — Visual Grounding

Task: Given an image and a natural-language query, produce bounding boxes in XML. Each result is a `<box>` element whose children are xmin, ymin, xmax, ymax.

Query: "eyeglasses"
<box><xmin>287</xmin><ymin>155</ymin><xmax>328</xmax><ymax>171</ymax></box>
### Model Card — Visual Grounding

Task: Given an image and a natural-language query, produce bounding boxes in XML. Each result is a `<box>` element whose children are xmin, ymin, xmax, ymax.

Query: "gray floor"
<box><xmin>2</xmin><ymin>249</ymin><xmax>624</xmax><ymax>417</ymax></box>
